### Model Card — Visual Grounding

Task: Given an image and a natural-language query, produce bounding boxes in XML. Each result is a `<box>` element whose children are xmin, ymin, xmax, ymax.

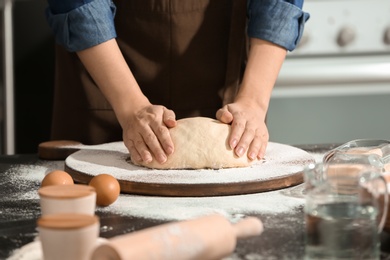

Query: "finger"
<box><xmin>257</xmin><ymin>140</ymin><xmax>268</xmax><ymax>160</ymax></box>
<box><xmin>152</xmin><ymin>121</ymin><xmax>174</xmax><ymax>156</ymax></box>
<box><xmin>247</xmin><ymin>130</ymin><xmax>268</xmax><ymax>160</ymax></box>
<box><xmin>234</xmin><ymin>125</ymin><xmax>255</xmax><ymax>158</ymax></box>
<box><xmin>216</xmin><ymin>107</ymin><xmax>233</xmax><ymax>124</ymax></box>
<box><xmin>126</xmin><ymin>139</ymin><xmax>142</xmax><ymax>163</ymax></box>
<box><xmin>229</xmin><ymin>118</ymin><xmax>247</xmax><ymax>152</ymax></box>
<box><xmin>163</xmin><ymin>108</ymin><xmax>177</xmax><ymax>128</ymax></box>
<box><xmin>133</xmin><ymin>134</ymin><xmax>153</xmax><ymax>163</ymax></box>
<box><xmin>247</xmin><ymin>135</ymin><xmax>262</xmax><ymax>161</ymax></box>
<box><xmin>141</xmin><ymin>127</ymin><xmax>167</xmax><ymax>164</ymax></box>
<box><xmin>257</xmin><ymin>130</ymin><xmax>269</xmax><ymax>159</ymax></box>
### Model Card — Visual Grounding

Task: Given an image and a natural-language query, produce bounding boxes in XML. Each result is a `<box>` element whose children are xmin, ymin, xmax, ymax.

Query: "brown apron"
<box><xmin>50</xmin><ymin>0</ymin><xmax>247</xmax><ymax>145</ymax></box>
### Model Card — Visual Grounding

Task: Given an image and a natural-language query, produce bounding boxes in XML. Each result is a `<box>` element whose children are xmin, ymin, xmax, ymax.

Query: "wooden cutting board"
<box><xmin>38</xmin><ymin>140</ymin><xmax>315</xmax><ymax>197</ymax></box>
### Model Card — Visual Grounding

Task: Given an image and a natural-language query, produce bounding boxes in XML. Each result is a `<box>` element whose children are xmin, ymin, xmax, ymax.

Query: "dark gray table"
<box><xmin>2</xmin><ymin>144</ymin><xmax>390</xmax><ymax>259</ymax></box>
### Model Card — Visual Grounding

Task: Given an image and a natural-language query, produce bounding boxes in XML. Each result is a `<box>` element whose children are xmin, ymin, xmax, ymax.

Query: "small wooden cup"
<box><xmin>38</xmin><ymin>184</ymin><xmax>96</xmax><ymax>215</ymax></box>
<box><xmin>38</xmin><ymin>213</ymin><xmax>100</xmax><ymax>260</ymax></box>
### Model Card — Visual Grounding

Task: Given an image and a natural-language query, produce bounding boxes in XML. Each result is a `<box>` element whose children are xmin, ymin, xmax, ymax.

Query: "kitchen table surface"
<box><xmin>2</xmin><ymin>144</ymin><xmax>390</xmax><ymax>259</ymax></box>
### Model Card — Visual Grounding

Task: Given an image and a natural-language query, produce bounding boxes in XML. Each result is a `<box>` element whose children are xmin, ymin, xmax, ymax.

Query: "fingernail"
<box><xmin>236</xmin><ymin>147</ymin><xmax>244</xmax><ymax>157</ymax></box>
<box><xmin>166</xmin><ymin>146</ymin><xmax>174</xmax><ymax>155</ymax></box>
<box><xmin>144</xmin><ymin>154</ymin><xmax>152</xmax><ymax>163</ymax></box>
<box><xmin>249</xmin><ymin>152</ymin><xmax>256</xmax><ymax>160</ymax></box>
<box><xmin>230</xmin><ymin>139</ymin><xmax>238</xmax><ymax>149</ymax></box>
<box><xmin>158</xmin><ymin>154</ymin><xmax>167</xmax><ymax>164</ymax></box>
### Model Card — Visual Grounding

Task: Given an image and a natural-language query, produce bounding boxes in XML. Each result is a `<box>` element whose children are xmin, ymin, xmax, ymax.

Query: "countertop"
<box><xmin>2</xmin><ymin>144</ymin><xmax>390</xmax><ymax>259</ymax></box>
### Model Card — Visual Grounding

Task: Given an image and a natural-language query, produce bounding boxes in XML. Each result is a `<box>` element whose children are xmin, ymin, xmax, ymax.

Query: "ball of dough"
<box><xmin>89</xmin><ymin>174</ymin><xmax>120</xmax><ymax>207</ymax></box>
<box><xmin>131</xmin><ymin>117</ymin><xmax>255</xmax><ymax>169</ymax></box>
<box><xmin>41</xmin><ymin>170</ymin><xmax>74</xmax><ymax>187</ymax></box>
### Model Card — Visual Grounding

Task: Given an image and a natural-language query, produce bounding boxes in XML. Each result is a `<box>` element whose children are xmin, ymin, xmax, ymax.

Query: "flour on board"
<box><xmin>65</xmin><ymin>141</ymin><xmax>315</xmax><ymax>185</ymax></box>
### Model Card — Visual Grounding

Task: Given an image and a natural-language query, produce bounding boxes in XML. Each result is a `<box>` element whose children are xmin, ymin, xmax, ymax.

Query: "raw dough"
<box><xmin>131</xmin><ymin>117</ymin><xmax>256</xmax><ymax>169</ymax></box>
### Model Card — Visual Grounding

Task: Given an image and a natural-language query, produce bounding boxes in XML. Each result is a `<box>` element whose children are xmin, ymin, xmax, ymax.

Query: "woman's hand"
<box><xmin>217</xmin><ymin>38</ymin><xmax>287</xmax><ymax>161</ymax></box>
<box><xmin>122</xmin><ymin>105</ymin><xmax>177</xmax><ymax>165</ymax></box>
<box><xmin>216</xmin><ymin>99</ymin><xmax>268</xmax><ymax>160</ymax></box>
<box><xmin>76</xmin><ymin>39</ymin><xmax>177</xmax><ymax>165</ymax></box>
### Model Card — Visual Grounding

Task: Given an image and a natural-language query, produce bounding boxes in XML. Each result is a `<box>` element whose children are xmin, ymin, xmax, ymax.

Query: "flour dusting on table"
<box><xmin>5</xmin><ymin>150</ymin><xmax>325</xmax><ymax>260</ymax></box>
<box><xmin>2</xmin><ymin>147</ymin><xmax>325</xmax><ymax>222</ymax></box>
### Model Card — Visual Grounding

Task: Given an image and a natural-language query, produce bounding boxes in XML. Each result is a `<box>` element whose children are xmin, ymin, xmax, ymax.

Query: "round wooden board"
<box><xmin>63</xmin><ymin>141</ymin><xmax>315</xmax><ymax>197</ymax></box>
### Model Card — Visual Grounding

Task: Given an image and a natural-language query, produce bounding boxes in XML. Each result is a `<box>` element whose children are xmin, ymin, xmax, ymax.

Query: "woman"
<box><xmin>46</xmin><ymin>0</ymin><xmax>309</xmax><ymax>166</ymax></box>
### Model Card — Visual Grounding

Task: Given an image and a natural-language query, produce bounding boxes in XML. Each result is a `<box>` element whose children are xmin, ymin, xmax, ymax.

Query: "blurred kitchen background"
<box><xmin>0</xmin><ymin>0</ymin><xmax>389</xmax><ymax>154</ymax></box>
<box><xmin>268</xmin><ymin>0</ymin><xmax>390</xmax><ymax>145</ymax></box>
<box><xmin>1</xmin><ymin>0</ymin><xmax>54</xmax><ymax>154</ymax></box>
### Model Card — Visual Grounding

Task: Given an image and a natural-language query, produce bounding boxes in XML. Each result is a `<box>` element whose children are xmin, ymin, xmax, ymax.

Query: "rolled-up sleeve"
<box><xmin>247</xmin><ymin>0</ymin><xmax>310</xmax><ymax>51</ymax></box>
<box><xmin>46</xmin><ymin>0</ymin><xmax>117</xmax><ymax>52</ymax></box>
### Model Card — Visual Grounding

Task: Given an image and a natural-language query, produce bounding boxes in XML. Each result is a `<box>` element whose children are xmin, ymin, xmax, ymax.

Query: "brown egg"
<box><xmin>88</xmin><ymin>174</ymin><xmax>120</xmax><ymax>207</ymax></box>
<box><xmin>41</xmin><ymin>170</ymin><xmax>74</xmax><ymax>187</ymax></box>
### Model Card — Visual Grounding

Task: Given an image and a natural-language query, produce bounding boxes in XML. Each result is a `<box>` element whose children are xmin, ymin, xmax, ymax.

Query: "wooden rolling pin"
<box><xmin>91</xmin><ymin>214</ymin><xmax>263</xmax><ymax>260</ymax></box>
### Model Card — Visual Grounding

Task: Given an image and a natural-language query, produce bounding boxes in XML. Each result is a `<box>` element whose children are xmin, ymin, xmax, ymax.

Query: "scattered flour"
<box><xmin>3</xmin><ymin>150</ymin><xmax>325</xmax><ymax>222</ymax></box>
<box><xmin>8</xmin><ymin>237</ymin><xmax>107</xmax><ymax>260</ymax></box>
<box><xmin>62</xmin><ymin>142</ymin><xmax>320</xmax><ymax>220</ymax></box>
<box><xmin>65</xmin><ymin>142</ymin><xmax>315</xmax><ymax>184</ymax></box>
<box><xmin>5</xmin><ymin>149</ymin><xmax>326</xmax><ymax>260</ymax></box>
<box><xmin>1</xmin><ymin>163</ymin><xmax>61</xmax><ymax>201</ymax></box>
<box><xmin>97</xmin><ymin>186</ymin><xmax>306</xmax><ymax>222</ymax></box>
<box><xmin>309</xmin><ymin>152</ymin><xmax>326</xmax><ymax>164</ymax></box>
<box><xmin>7</xmin><ymin>238</ymin><xmax>42</xmax><ymax>260</ymax></box>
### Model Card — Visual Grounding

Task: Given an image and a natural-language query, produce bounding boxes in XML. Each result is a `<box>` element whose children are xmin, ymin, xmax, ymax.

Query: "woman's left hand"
<box><xmin>216</xmin><ymin>98</ymin><xmax>269</xmax><ymax>160</ymax></box>
<box><xmin>216</xmin><ymin>38</ymin><xmax>287</xmax><ymax>161</ymax></box>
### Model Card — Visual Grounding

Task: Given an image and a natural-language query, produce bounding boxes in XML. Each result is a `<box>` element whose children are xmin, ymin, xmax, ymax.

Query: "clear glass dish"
<box><xmin>323</xmin><ymin>139</ymin><xmax>390</xmax><ymax>168</ymax></box>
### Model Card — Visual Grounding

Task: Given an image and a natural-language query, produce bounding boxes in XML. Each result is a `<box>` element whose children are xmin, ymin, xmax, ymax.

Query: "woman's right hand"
<box><xmin>122</xmin><ymin>104</ymin><xmax>177</xmax><ymax>165</ymax></box>
<box><xmin>76</xmin><ymin>39</ymin><xmax>177</xmax><ymax>165</ymax></box>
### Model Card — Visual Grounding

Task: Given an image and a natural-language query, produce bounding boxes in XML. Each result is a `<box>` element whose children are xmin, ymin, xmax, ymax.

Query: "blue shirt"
<box><xmin>46</xmin><ymin>0</ymin><xmax>309</xmax><ymax>52</ymax></box>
